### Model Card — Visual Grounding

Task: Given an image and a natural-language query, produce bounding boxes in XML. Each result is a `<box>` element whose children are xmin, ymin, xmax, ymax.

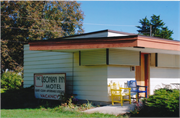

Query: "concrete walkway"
<box><xmin>83</xmin><ymin>102</ymin><xmax>136</xmax><ymax>116</ymax></box>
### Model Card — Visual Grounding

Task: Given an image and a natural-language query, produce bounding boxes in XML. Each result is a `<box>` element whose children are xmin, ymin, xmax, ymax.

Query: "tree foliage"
<box><xmin>136</xmin><ymin>14</ymin><xmax>173</xmax><ymax>40</ymax></box>
<box><xmin>1</xmin><ymin>1</ymin><xmax>84</xmax><ymax>72</ymax></box>
<box><xmin>1</xmin><ymin>71</ymin><xmax>23</xmax><ymax>89</ymax></box>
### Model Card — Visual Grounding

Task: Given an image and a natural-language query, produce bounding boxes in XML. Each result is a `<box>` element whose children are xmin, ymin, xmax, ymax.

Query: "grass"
<box><xmin>1</xmin><ymin>87</ymin><xmax>126</xmax><ymax>118</ymax></box>
<box><xmin>1</xmin><ymin>108</ymin><xmax>119</xmax><ymax>118</ymax></box>
<box><xmin>2</xmin><ymin>87</ymin><xmax>178</xmax><ymax>117</ymax></box>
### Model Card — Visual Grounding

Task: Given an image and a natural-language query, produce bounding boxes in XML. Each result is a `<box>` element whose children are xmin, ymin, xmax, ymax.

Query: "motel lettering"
<box><xmin>34</xmin><ymin>73</ymin><xmax>66</xmax><ymax>100</ymax></box>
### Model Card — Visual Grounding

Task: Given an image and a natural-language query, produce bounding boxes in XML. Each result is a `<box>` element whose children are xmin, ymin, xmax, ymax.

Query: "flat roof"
<box><xmin>61</xmin><ymin>29</ymin><xmax>136</xmax><ymax>39</ymax></box>
<box><xmin>28</xmin><ymin>29</ymin><xmax>180</xmax><ymax>52</ymax></box>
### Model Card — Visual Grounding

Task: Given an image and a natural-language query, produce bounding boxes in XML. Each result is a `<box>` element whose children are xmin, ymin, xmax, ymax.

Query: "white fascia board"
<box><xmin>59</xmin><ymin>30</ymin><xmax>131</xmax><ymax>39</ymax></box>
<box><xmin>63</xmin><ymin>31</ymin><xmax>130</xmax><ymax>39</ymax></box>
<box><xmin>108</xmin><ymin>32</ymin><xmax>128</xmax><ymax>37</ymax></box>
<box><xmin>64</xmin><ymin>32</ymin><xmax>108</xmax><ymax>39</ymax></box>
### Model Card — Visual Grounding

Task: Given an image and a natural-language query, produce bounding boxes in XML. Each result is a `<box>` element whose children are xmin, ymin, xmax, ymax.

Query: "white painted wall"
<box><xmin>73</xmin><ymin>49</ymin><xmax>138</xmax><ymax>102</ymax></box>
<box><xmin>107</xmin><ymin>65</ymin><xmax>135</xmax><ymax>100</ymax></box>
<box><xmin>73</xmin><ymin>52</ymin><xmax>108</xmax><ymax>101</ymax></box>
<box><xmin>24</xmin><ymin>45</ymin><xmax>109</xmax><ymax>101</ymax></box>
<box><xmin>24</xmin><ymin>44</ymin><xmax>180</xmax><ymax>102</ymax></box>
<box><xmin>150</xmin><ymin>67</ymin><xmax>180</xmax><ymax>95</ymax></box>
<box><xmin>24</xmin><ymin>44</ymin><xmax>73</xmax><ymax>94</ymax></box>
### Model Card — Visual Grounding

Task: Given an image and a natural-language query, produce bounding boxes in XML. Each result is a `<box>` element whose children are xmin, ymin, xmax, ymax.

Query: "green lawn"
<box><xmin>1</xmin><ymin>87</ymin><xmax>128</xmax><ymax>118</ymax></box>
<box><xmin>1</xmin><ymin>108</ymin><xmax>120</xmax><ymax>118</ymax></box>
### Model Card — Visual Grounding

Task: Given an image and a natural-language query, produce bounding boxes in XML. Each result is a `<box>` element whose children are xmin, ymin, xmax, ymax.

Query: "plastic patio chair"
<box><xmin>127</xmin><ymin>80</ymin><xmax>147</xmax><ymax>102</ymax></box>
<box><xmin>109</xmin><ymin>82</ymin><xmax>131</xmax><ymax>106</ymax></box>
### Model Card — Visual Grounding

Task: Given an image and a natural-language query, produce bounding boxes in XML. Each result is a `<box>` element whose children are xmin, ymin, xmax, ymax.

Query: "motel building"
<box><xmin>24</xmin><ymin>29</ymin><xmax>180</xmax><ymax>103</ymax></box>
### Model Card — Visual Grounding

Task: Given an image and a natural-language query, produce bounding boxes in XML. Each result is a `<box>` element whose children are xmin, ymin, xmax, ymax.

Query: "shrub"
<box><xmin>1</xmin><ymin>86</ymin><xmax>38</xmax><ymax>109</ymax></box>
<box><xmin>137</xmin><ymin>88</ymin><xmax>180</xmax><ymax>117</ymax></box>
<box><xmin>1</xmin><ymin>71</ymin><xmax>23</xmax><ymax>89</ymax></box>
<box><xmin>147</xmin><ymin>89</ymin><xmax>179</xmax><ymax>112</ymax></box>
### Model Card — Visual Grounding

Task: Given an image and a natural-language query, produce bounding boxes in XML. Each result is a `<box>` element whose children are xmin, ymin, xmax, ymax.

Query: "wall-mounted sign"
<box><xmin>34</xmin><ymin>73</ymin><xmax>66</xmax><ymax>100</ymax></box>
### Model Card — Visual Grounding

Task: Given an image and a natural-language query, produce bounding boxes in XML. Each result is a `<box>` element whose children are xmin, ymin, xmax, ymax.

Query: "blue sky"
<box><xmin>77</xmin><ymin>1</ymin><xmax>180</xmax><ymax>41</ymax></box>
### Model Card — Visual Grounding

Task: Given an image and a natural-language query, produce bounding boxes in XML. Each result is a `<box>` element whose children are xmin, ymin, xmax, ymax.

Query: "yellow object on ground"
<box><xmin>109</xmin><ymin>82</ymin><xmax>131</xmax><ymax>106</ymax></box>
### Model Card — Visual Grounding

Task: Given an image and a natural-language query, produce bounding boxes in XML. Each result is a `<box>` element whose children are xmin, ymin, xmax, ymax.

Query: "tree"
<box><xmin>1</xmin><ymin>71</ymin><xmax>23</xmax><ymax>89</ymax></box>
<box><xmin>136</xmin><ymin>14</ymin><xmax>173</xmax><ymax>40</ymax></box>
<box><xmin>1</xmin><ymin>1</ymin><xmax>84</xmax><ymax>73</ymax></box>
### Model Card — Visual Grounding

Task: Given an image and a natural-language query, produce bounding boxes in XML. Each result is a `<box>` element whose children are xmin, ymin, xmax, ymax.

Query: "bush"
<box><xmin>135</xmin><ymin>88</ymin><xmax>179</xmax><ymax>117</ymax></box>
<box><xmin>147</xmin><ymin>89</ymin><xmax>179</xmax><ymax>113</ymax></box>
<box><xmin>1</xmin><ymin>71</ymin><xmax>23</xmax><ymax>89</ymax></box>
<box><xmin>1</xmin><ymin>86</ymin><xmax>39</xmax><ymax>109</ymax></box>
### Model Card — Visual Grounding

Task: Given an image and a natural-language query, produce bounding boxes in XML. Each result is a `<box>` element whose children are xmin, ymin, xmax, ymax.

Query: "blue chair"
<box><xmin>127</xmin><ymin>80</ymin><xmax>147</xmax><ymax>102</ymax></box>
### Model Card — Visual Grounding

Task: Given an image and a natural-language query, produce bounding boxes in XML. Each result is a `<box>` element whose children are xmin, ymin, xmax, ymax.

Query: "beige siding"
<box><xmin>150</xmin><ymin>67</ymin><xmax>180</xmax><ymax>95</ymax></box>
<box><xmin>158</xmin><ymin>53</ymin><xmax>180</xmax><ymax>68</ymax></box>
<box><xmin>109</xmin><ymin>49</ymin><xmax>140</xmax><ymax>66</ymax></box>
<box><xmin>175</xmin><ymin>55</ymin><xmax>180</xmax><ymax>67</ymax></box>
<box><xmin>150</xmin><ymin>53</ymin><xmax>156</xmax><ymax>66</ymax></box>
<box><xmin>23</xmin><ymin>44</ymin><xmax>73</xmax><ymax>94</ymax></box>
<box><xmin>74</xmin><ymin>52</ymin><xmax>108</xmax><ymax>101</ymax></box>
<box><xmin>81</xmin><ymin>49</ymin><xmax>106</xmax><ymax>65</ymax></box>
<box><xmin>24</xmin><ymin>46</ymin><xmax>109</xmax><ymax>101</ymax></box>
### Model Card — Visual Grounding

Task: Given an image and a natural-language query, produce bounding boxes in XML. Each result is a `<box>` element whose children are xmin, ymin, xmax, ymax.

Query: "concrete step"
<box><xmin>83</xmin><ymin>102</ymin><xmax>136</xmax><ymax>116</ymax></box>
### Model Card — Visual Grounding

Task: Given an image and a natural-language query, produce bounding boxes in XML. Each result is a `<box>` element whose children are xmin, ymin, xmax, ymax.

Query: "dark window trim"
<box><xmin>139</xmin><ymin>51</ymin><xmax>141</xmax><ymax>66</ymax></box>
<box><xmin>79</xmin><ymin>51</ymin><xmax>81</xmax><ymax>66</ymax></box>
<box><xmin>106</xmin><ymin>48</ymin><xmax>109</xmax><ymax>65</ymax></box>
<box><xmin>155</xmin><ymin>53</ymin><xmax>158</xmax><ymax>67</ymax></box>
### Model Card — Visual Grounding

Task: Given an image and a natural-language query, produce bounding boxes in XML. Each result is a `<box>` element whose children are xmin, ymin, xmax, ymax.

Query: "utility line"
<box><xmin>1</xmin><ymin>14</ymin><xmax>136</xmax><ymax>27</ymax></box>
<box><xmin>1</xmin><ymin>14</ymin><xmax>138</xmax><ymax>34</ymax></box>
<box><xmin>1</xmin><ymin>14</ymin><xmax>83</xmax><ymax>24</ymax></box>
<box><xmin>84</xmin><ymin>23</ymin><xmax>136</xmax><ymax>27</ymax></box>
<box><xmin>1</xmin><ymin>26</ymin><xmax>138</xmax><ymax>34</ymax></box>
<box><xmin>1</xmin><ymin>26</ymin><xmax>82</xmax><ymax>33</ymax></box>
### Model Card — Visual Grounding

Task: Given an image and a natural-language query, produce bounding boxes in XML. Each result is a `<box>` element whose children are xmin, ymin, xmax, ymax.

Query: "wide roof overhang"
<box><xmin>28</xmin><ymin>35</ymin><xmax>180</xmax><ymax>55</ymax></box>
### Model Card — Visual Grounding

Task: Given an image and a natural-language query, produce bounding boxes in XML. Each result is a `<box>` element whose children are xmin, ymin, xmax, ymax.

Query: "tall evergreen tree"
<box><xmin>136</xmin><ymin>14</ymin><xmax>173</xmax><ymax>40</ymax></box>
<box><xmin>1</xmin><ymin>1</ymin><xmax>84</xmax><ymax>73</ymax></box>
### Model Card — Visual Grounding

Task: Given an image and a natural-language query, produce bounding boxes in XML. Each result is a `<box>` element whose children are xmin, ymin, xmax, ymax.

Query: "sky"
<box><xmin>77</xmin><ymin>1</ymin><xmax>180</xmax><ymax>41</ymax></box>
